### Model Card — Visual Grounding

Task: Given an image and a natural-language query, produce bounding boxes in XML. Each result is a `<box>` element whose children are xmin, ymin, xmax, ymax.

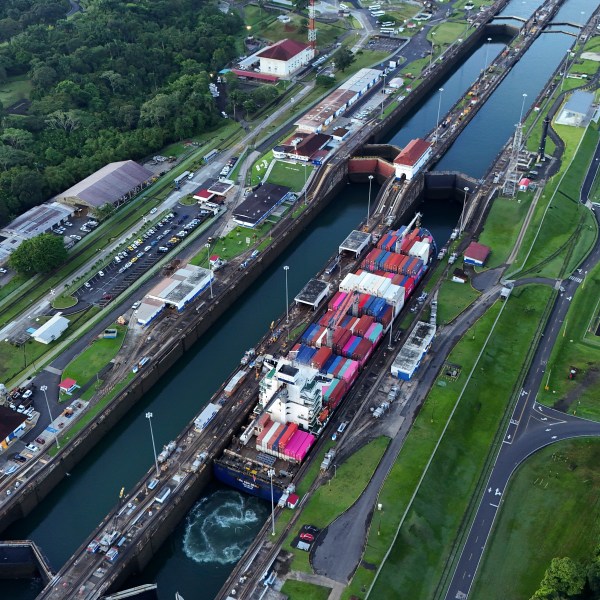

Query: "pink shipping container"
<box><xmin>329</xmin><ymin>291</ymin><xmax>347</xmax><ymax>311</ymax></box>
<box><xmin>311</xmin><ymin>346</ymin><xmax>332</xmax><ymax>370</ymax></box>
<box><xmin>296</xmin><ymin>434</ymin><xmax>315</xmax><ymax>461</ymax></box>
<box><xmin>283</xmin><ymin>433</ymin><xmax>301</xmax><ymax>461</ymax></box>
<box><xmin>340</xmin><ymin>359</ymin><xmax>359</xmax><ymax>383</ymax></box>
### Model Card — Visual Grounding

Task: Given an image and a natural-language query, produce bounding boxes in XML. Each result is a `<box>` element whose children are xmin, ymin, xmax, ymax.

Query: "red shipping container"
<box><xmin>278</xmin><ymin>423</ymin><xmax>298</xmax><ymax>451</ymax></box>
<box><xmin>392</xmin><ymin>273</ymin><xmax>404</xmax><ymax>286</ymax></box>
<box><xmin>397</xmin><ymin>255</ymin><xmax>409</xmax><ymax>273</ymax></box>
<box><xmin>355</xmin><ymin>315</ymin><xmax>374</xmax><ymax>336</ymax></box>
<box><xmin>311</xmin><ymin>346</ymin><xmax>332</xmax><ymax>370</ymax></box>
<box><xmin>380</xmin><ymin>305</ymin><xmax>393</xmax><ymax>327</ymax></box>
<box><xmin>354</xmin><ymin>338</ymin><xmax>373</xmax><ymax>361</ymax></box>
<box><xmin>267</xmin><ymin>424</ymin><xmax>285</xmax><ymax>451</ymax></box>
<box><xmin>257</xmin><ymin>413</ymin><xmax>271</xmax><ymax>430</ymax></box>
<box><xmin>358</xmin><ymin>293</ymin><xmax>371</xmax><ymax>312</ymax></box>
<box><xmin>334</xmin><ymin>329</ymin><xmax>352</xmax><ymax>353</ymax></box>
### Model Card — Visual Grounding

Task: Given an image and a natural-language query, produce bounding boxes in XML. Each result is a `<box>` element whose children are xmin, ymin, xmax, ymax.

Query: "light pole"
<box><xmin>429</xmin><ymin>32</ymin><xmax>436</xmax><ymax>71</ymax></box>
<box><xmin>460</xmin><ymin>187</ymin><xmax>470</xmax><ymax>234</ymax></box>
<box><xmin>268</xmin><ymin>468</ymin><xmax>276</xmax><ymax>535</ymax></box>
<box><xmin>380</xmin><ymin>72</ymin><xmax>387</xmax><ymax>118</ymax></box>
<box><xmin>205</xmin><ymin>243</ymin><xmax>213</xmax><ymax>299</ymax></box>
<box><xmin>435</xmin><ymin>87</ymin><xmax>444</xmax><ymax>144</ymax></box>
<box><xmin>367</xmin><ymin>175</ymin><xmax>374</xmax><ymax>223</ymax></box>
<box><xmin>40</xmin><ymin>385</ymin><xmax>59</xmax><ymax>450</ymax></box>
<box><xmin>519</xmin><ymin>93</ymin><xmax>528</xmax><ymax>124</ymax></box>
<box><xmin>484</xmin><ymin>36</ymin><xmax>492</xmax><ymax>72</ymax></box>
<box><xmin>146</xmin><ymin>412</ymin><xmax>160</xmax><ymax>478</ymax></box>
<box><xmin>283</xmin><ymin>265</ymin><xmax>290</xmax><ymax>323</ymax></box>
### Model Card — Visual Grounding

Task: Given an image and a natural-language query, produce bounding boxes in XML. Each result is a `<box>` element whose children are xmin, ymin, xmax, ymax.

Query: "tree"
<box><xmin>531</xmin><ymin>557</ymin><xmax>586</xmax><ymax>600</ymax></box>
<box><xmin>316</xmin><ymin>74</ymin><xmax>336</xmax><ymax>87</ymax></box>
<box><xmin>9</xmin><ymin>234</ymin><xmax>67</xmax><ymax>274</ymax></box>
<box><xmin>334</xmin><ymin>47</ymin><xmax>355</xmax><ymax>72</ymax></box>
<box><xmin>92</xmin><ymin>203</ymin><xmax>116</xmax><ymax>221</ymax></box>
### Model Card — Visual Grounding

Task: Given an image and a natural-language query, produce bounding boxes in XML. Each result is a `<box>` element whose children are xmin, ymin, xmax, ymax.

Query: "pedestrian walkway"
<box><xmin>283</xmin><ymin>571</ymin><xmax>346</xmax><ymax>600</ymax></box>
<box><xmin>44</xmin><ymin>366</ymin><xmax>62</xmax><ymax>376</ymax></box>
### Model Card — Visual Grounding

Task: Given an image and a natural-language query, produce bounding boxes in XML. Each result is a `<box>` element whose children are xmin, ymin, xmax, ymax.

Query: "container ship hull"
<box><xmin>214</xmin><ymin>220</ymin><xmax>434</xmax><ymax>503</ymax></box>
<box><xmin>213</xmin><ymin>462</ymin><xmax>286</xmax><ymax>503</ymax></box>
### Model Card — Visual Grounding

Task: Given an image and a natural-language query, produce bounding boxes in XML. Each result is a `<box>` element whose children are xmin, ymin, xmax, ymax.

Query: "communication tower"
<box><xmin>308</xmin><ymin>0</ymin><xmax>317</xmax><ymax>51</ymax></box>
<box><xmin>502</xmin><ymin>123</ymin><xmax>523</xmax><ymax>197</ymax></box>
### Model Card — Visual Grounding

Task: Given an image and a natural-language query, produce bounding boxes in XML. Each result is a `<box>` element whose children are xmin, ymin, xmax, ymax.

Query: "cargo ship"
<box><xmin>214</xmin><ymin>217</ymin><xmax>435</xmax><ymax>503</ymax></box>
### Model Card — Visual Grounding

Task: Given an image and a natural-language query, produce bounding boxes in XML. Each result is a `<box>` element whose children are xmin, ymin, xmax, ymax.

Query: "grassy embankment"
<box><xmin>280</xmin><ymin>437</ymin><xmax>391</xmax><ymax>574</ymax></box>
<box><xmin>537</xmin><ymin>257</ymin><xmax>600</xmax><ymax>420</ymax></box>
<box><xmin>0</xmin><ymin>307</ymin><xmax>100</xmax><ymax>383</ymax></box>
<box><xmin>281</xmin><ymin>580</ymin><xmax>331</xmax><ymax>600</ymax></box>
<box><xmin>472</xmin><ymin>439</ymin><xmax>600</xmax><ymax>600</ymax></box>
<box><xmin>511</xmin><ymin>122</ymin><xmax>599</xmax><ymax>280</ymax></box>
<box><xmin>344</xmin><ymin>284</ymin><xmax>554</xmax><ymax>598</ymax></box>
<box><xmin>61</xmin><ymin>324</ymin><xmax>127</xmax><ymax>400</ymax></box>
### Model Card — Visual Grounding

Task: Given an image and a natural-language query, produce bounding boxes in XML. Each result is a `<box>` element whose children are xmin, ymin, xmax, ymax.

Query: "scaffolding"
<box><xmin>502</xmin><ymin>123</ymin><xmax>523</xmax><ymax>197</ymax></box>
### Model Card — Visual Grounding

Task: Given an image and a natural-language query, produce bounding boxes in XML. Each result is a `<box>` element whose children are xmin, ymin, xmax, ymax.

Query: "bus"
<box><xmin>203</xmin><ymin>149</ymin><xmax>219</xmax><ymax>163</ymax></box>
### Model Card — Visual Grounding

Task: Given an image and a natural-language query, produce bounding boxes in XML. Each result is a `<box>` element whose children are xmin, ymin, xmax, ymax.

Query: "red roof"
<box><xmin>231</xmin><ymin>69</ymin><xmax>278</xmax><ymax>82</ymax></box>
<box><xmin>210</xmin><ymin>255</ymin><xmax>220</xmax><ymax>262</ymax></box>
<box><xmin>257</xmin><ymin>38</ymin><xmax>310</xmax><ymax>61</ymax></box>
<box><xmin>519</xmin><ymin>178</ymin><xmax>531</xmax><ymax>187</ymax></box>
<box><xmin>464</xmin><ymin>242</ymin><xmax>490</xmax><ymax>263</ymax></box>
<box><xmin>393</xmin><ymin>139</ymin><xmax>432</xmax><ymax>167</ymax></box>
<box><xmin>193</xmin><ymin>189</ymin><xmax>213</xmax><ymax>199</ymax></box>
<box><xmin>59</xmin><ymin>378</ymin><xmax>77</xmax><ymax>390</ymax></box>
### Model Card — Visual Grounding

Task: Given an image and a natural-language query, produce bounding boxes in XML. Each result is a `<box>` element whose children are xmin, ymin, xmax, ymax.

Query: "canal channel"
<box><xmin>5</xmin><ymin>0</ymin><xmax>596</xmax><ymax>596</ymax></box>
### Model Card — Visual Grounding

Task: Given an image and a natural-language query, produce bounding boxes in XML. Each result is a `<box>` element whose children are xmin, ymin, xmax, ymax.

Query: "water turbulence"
<box><xmin>183</xmin><ymin>490</ymin><xmax>268</xmax><ymax>565</ymax></box>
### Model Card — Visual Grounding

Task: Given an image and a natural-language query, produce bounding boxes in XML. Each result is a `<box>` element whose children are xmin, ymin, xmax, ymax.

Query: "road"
<box><xmin>444</xmin><ymin>122</ymin><xmax>600</xmax><ymax>600</ymax></box>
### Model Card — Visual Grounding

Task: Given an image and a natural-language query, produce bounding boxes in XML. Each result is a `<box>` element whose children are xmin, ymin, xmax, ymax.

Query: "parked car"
<box><xmin>25</xmin><ymin>444</ymin><xmax>39</xmax><ymax>453</ymax></box>
<box><xmin>300</xmin><ymin>532</ymin><xmax>314</xmax><ymax>542</ymax></box>
<box><xmin>98</xmin><ymin>271</ymin><xmax>105</xmax><ymax>277</ymax></box>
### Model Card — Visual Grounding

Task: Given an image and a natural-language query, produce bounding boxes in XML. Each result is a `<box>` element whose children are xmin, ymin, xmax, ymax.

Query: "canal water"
<box><xmin>4</xmin><ymin>0</ymin><xmax>594</xmax><ymax>597</ymax></box>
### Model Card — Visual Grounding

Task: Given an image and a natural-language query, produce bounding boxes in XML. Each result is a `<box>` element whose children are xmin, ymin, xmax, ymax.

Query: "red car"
<box><xmin>35</xmin><ymin>437</ymin><xmax>46</xmax><ymax>445</ymax></box>
<box><xmin>300</xmin><ymin>532</ymin><xmax>314</xmax><ymax>542</ymax></box>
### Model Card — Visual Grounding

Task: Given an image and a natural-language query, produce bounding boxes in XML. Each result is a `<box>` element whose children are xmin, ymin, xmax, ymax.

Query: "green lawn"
<box><xmin>436</xmin><ymin>277</ymin><xmax>480</xmax><ymax>324</ymax></box>
<box><xmin>268</xmin><ymin>160</ymin><xmax>313</xmax><ymax>192</ymax></box>
<box><xmin>0</xmin><ymin>75</ymin><xmax>32</xmax><ymax>108</ymax></box>
<box><xmin>428</xmin><ymin>21</ymin><xmax>468</xmax><ymax>46</ymax></box>
<box><xmin>52</xmin><ymin>294</ymin><xmax>78</xmax><ymax>309</ymax></box>
<box><xmin>62</xmin><ymin>324</ymin><xmax>127</xmax><ymax>387</ymax></box>
<box><xmin>348</xmin><ymin>285</ymin><xmax>554</xmax><ymax>599</ymax></box>
<box><xmin>280</xmin><ymin>580</ymin><xmax>331</xmax><ymax>600</ymax></box>
<box><xmin>538</xmin><ymin>258</ymin><xmax>600</xmax><ymax>420</ymax></box>
<box><xmin>514</xmin><ymin>124</ymin><xmax>599</xmax><ymax>279</ymax></box>
<box><xmin>259</xmin><ymin>15</ymin><xmax>348</xmax><ymax>47</ymax></box>
<box><xmin>477</xmin><ymin>194</ymin><xmax>532</xmax><ymax>268</ymax></box>
<box><xmin>472</xmin><ymin>439</ymin><xmax>600</xmax><ymax>600</ymax></box>
<box><xmin>284</xmin><ymin>437</ymin><xmax>390</xmax><ymax>573</ymax></box>
<box><xmin>250</xmin><ymin>149</ymin><xmax>275</xmax><ymax>186</ymax></box>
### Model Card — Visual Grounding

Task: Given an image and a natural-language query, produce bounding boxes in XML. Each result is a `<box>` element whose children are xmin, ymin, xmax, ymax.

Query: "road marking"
<box><xmin>489</xmin><ymin>503</ymin><xmax>499</xmax><ymax>508</ymax></box>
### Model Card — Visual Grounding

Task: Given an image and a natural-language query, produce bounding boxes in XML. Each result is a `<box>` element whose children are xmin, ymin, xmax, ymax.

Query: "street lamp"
<box><xmin>146</xmin><ymin>412</ymin><xmax>160</xmax><ymax>478</ymax></box>
<box><xmin>460</xmin><ymin>187</ymin><xmax>470</xmax><ymax>234</ymax></box>
<box><xmin>429</xmin><ymin>32</ymin><xmax>436</xmax><ymax>71</ymax></box>
<box><xmin>268</xmin><ymin>468</ymin><xmax>276</xmax><ymax>535</ymax></box>
<box><xmin>40</xmin><ymin>385</ymin><xmax>59</xmax><ymax>450</ymax></box>
<box><xmin>367</xmin><ymin>175</ymin><xmax>374</xmax><ymax>222</ymax></box>
<box><xmin>283</xmin><ymin>266</ymin><xmax>290</xmax><ymax>323</ymax></box>
<box><xmin>484</xmin><ymin>36</ymin><xmax>492</xmax><ymax>72</ymax></box>
<box><xmin>205</xmin><ymin>243</ymin><xmax>213</xmax><ymax>299</ymax></box>
<box><xmin>380</xmin><ymin>71</ymin><xmax>387</xmax><ymax>117</ymax></box>
<box><xmin>435</xmin><ymin>87</ymin><xmax>444</xmax><ymax>144</ymax></box>
<box><xmin>519</xmin><ymin>93</ymin><xmax>528</xmax><ymax>124</ymax></box>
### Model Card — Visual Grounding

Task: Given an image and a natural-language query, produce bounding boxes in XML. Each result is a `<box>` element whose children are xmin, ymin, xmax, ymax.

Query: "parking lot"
<box><xmin>73</xmin><ymin>204</ymin><xmax>215</xmax><ymax>307</ymax></box>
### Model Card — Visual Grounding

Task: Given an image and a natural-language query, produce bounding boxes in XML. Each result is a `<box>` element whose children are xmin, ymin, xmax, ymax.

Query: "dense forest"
<box><xmin>0</xmin><ymin>0</ymin><xmax>244</xmax><ymax>225</ymax></box>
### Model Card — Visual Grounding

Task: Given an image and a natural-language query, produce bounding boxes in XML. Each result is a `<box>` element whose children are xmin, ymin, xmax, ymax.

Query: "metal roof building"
<box><xmin>232</xmin><ymin>183</ymin><xmax>292</xmax><ymax>228</ymax></box>
<box><xmin>338</xmin><ymin>68</ymin><xmax>382</xmax><ymax>95</ymax></box>
<box><xmin>391</xmin><ymin>321</ymin><xmax>436</xmax><ymax>380</ymax></box>
<box><xmin>146</xmin><ymin>265</ymin><xmax>213</xmax><ymax>312</ymax></box>
<box><xmin>556</xmin><ymin>90</ymin><xmax>595</xmax><ymax>127</ymax></box>
<box><xmin>32</xmin><ymin>314</ymin><xmax>70</xmax><ymax>345</ymax></box>
<box><xmin>339</xmin><ymin>230</ymin><xmax>371</xmax><ymax>257</ymax></box>
<box><xmin>54</xmin><ymin>161</ymin><xmax>154</xmax><ymax>209</ymax></box>
<box><xmin>294</xmin><ymin>279</ymin><xmax>331</xmax><ymax>309</ymax></box>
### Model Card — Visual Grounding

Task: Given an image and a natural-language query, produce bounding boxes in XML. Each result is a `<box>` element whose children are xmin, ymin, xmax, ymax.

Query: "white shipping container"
<box><xmin>259</xmin><ymin>422</ymin><xmax>281</xmax><ymax>450</ymax></box>
<box><xmin>375</xmin><ymin>276</ymin><xmax>391</xmax><ymax>297</ymax></box>
<box><xmin>340</xmin><ymin>273</ymin><xmax>357</xmax><ymax>292</ymax></box>
<box><xmin>316</xmin><ymin>329</ymin><xmax>328</xmax><ymax>348</ymax></box>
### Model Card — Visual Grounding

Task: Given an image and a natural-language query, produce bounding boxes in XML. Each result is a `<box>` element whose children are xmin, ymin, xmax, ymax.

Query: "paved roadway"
<box><xmin>444</xmin><ymin>127</ymin><xmax>600</xmax><ymax>600</ymax></box>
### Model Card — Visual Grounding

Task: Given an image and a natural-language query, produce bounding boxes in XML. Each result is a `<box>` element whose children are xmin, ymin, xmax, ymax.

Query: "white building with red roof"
<box><xmin>258</xmin><ymin>39</ymin><xmax>315</xmax><ymax>78</ymax></box>
<box><xmin>393</xmin><ymin>139</ymin><xmax>433</xmax><ymax>180</ymax></box>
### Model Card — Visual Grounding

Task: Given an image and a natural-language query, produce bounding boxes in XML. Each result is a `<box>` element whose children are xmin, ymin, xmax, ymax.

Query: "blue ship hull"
<box><xmin>213</xmin><ymin>461</ymin><xmax>286</xmax><ymax>503</ymax></box>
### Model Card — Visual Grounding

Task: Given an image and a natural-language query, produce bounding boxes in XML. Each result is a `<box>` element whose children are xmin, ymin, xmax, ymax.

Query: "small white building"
<box><xmin>393</xmin><ymin>139</ymin><xmax>433</xmax><ymax>180</ymax></box>
<box><xmin>257</xmin><ymin>39</ymin><xmax>314</xmax><ymax>78</ymax></box>
<box><xmin>32</xmin><ymin>314</ymin><xmax>70</xmax><ymax>344</ymax></box>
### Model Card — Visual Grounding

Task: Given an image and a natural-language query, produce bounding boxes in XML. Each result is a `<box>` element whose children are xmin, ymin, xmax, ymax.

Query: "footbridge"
<box><xmin>492</xmin><ymin>15</ymin><xmax>527</xmax><ymax>22</ymax></box>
